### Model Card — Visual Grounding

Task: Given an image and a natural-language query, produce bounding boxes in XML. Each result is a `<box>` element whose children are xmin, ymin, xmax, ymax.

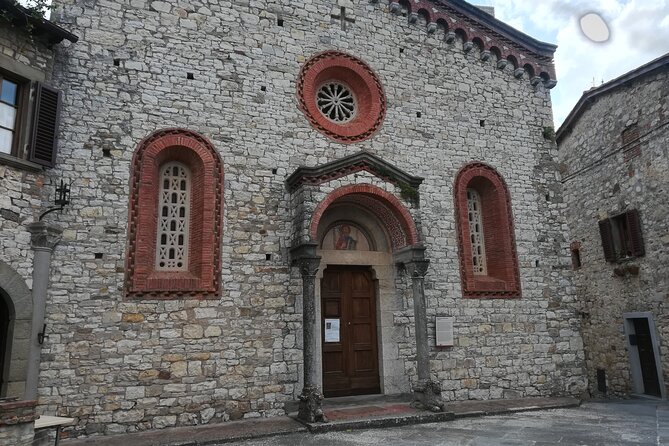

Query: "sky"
<box><xmin>475</xmin><ymin>0</ymin><xmax>669</xmax><ymax>127</ymax></box>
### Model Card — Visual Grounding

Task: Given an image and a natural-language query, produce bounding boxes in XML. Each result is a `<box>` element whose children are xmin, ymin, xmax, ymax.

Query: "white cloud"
<box><xmin>486</xmin><ymin>0</ymin><xmax>669</xmax><ymax>126</ymax></box>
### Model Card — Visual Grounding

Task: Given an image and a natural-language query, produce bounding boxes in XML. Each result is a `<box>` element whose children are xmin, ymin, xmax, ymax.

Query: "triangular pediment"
<box><xmin>286</xmin><ymin>151</ymin><xmax>424</xmax><ymax>193</ymax></box>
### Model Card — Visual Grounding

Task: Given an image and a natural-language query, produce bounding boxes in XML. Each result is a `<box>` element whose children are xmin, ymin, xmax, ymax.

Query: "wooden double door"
<box><xmin>321</xmin><ymin>266</ymin><xmax>380</xmax><ymax>397</ymax></box>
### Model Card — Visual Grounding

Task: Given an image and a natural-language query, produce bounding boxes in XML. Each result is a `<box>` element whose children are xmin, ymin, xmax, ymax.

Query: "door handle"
<box><xmin>347</xmin><ymin>322</ymin><xmax>351</xmax><ymax>326</ymax></box>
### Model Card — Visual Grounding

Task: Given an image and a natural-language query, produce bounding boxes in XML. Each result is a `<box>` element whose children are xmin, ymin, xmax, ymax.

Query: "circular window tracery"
<box><xmin>317</xmin><ymin>81</ymin><xmax>357</xmax><ymax>123</ymax></box>
<box><xmin>297</xmin><ymin>51</ymin><xmax>386</xmax><ymax>144</ymax></box>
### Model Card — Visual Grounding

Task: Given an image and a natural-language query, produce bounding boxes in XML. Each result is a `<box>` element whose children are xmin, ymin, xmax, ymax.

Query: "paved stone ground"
<box><xmin>230</xmin><ymin>400</ymin><xmax>669</xmax><ymax>446</ymax></box>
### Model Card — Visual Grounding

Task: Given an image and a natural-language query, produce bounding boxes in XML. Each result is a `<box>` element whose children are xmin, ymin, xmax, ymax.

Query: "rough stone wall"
<box><xmin>0</xmin><ymin>23</ymin><xmax>58</xmax><ymax>290</ymax></box>
<box><xmin>558</xmin><ymin>68</ymin><xmax>669</xmax><ymax>397</ymax></box>
<box><xmin>35</xmin><ymin>0</ymin><xmax>587</xmax><ymax>437</ymax></box>
<box><xmin>0</xmin><ymin>400</ymin><xmax>37</xmax><ymax>446</ymax></box>
<box><xmin>0</xmin><ymin>22</ymin><xmax>60</xmax><ymax>400</ymax></box>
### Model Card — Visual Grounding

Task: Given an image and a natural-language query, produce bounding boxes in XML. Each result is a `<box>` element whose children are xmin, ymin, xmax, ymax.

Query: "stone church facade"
<box><xmin>0</xmin><ymin>0</ymin><xmax>587</xmax><ymax>439</ymax></box>
<box><xmin>558</xmin><ymin>54</ymin><xmax>669</xmax><ymax>399</ymax></box>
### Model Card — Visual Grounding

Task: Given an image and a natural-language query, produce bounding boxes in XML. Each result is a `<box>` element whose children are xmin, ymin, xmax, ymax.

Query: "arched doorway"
<box><xmin>312</xmin><ymin>185</ymin><xmax>418</xmax><ymax>397</ymax></box>
<box><xmin>0</xmin><ymin>288</ymin><xmax>14</xmax><ymax>397</ymax></box>
<box><xmin>0</xmin><ymin>260</ymin><xmax>32</xmax><ymax>398</ymax></box>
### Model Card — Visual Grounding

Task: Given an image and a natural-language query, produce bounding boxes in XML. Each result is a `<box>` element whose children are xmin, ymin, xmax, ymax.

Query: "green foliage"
<box><xmin>0</xmin><ymin>0</ymin><xmax>52</xmax><ymax>36</ymax></box>
<box><xmin>18</xmin><ymin>0</ymin><xmax>50</xmax><ymax>18</ymax></box>
<box><xmin>399</xmin><ymin>183</ymin><xmax>419</xmax><ymax>202</ymax></box>
<box><xmin>542</xmin><ymin>126</ymin><xmax>556</xmax><ymax>141</ymax></box>
<box><xmin>373</xmin><ymin>165</ymin><xmax>419</xmax><ymax>203</ymax></box>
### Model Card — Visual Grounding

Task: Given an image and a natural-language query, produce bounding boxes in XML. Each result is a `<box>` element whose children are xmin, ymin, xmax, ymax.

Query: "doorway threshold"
<box><xmin>631</xmin><ymin>393</ymin><xmax>664</xmax><ymax>401</ymax></box>
<box><xmin>323</xmin><ymin>393</ymin><xmax>413</xmax><ymax>408</ymax></box>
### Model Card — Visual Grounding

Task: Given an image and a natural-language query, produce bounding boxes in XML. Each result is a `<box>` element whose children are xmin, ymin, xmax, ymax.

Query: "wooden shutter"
<box><xmin>598</xmin><ymin>218</ymin><xmax>616</xmax><ymax>262</ymax></box>
<box><xmin>626</xmin><ymin>209</ymin><xmax>645</xmax><ymax>258</ymax></box>
<box><xmin>28</xmin><ymin>82</ymin><xmax>61</xmax><ymax>168</ymax></box>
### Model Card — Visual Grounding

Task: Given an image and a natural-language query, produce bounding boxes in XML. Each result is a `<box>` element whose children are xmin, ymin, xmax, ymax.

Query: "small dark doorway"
<box><xmin>0</xmin><ymin>289</ymin><xmax>14</xmax><ymax>397</ymax></box>
<box><xmin>321</xmin><ymin>266</ymin><xmax>380</xmax><ymax>397</ymax></box>
<box><xmin>631</xmin><ymin>318</ymin><xmax>662</xmax><ymax>397</ymax></box>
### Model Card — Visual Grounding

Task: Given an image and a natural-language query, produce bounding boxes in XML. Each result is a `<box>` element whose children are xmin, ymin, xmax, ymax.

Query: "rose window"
<box><xmin>317</xmin><ymin>82</ymin><xmax>357</xmax><ymax>123</ymax></box>
<box><xmin>297</xmin><ymin>51</ymin><xmax>386</xmax><ymax>143</ymax></box>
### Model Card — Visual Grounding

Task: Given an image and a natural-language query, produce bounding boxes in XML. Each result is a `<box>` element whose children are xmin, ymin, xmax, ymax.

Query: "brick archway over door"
<box><xmin>310</xmin><ymin>184</ymin><xmax>419</xmax><ymax>251</ymax></box>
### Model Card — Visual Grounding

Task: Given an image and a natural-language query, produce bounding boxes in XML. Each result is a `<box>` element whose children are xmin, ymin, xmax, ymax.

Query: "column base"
<box><xmin>297</xmin><ymin>385</ymin><xmax>328</xmax><ymax>423</ymax></box>
<box><xmin>411</xmin><ymin>379</ymin><xmax>445</xmax><ymax>412</ymax></box>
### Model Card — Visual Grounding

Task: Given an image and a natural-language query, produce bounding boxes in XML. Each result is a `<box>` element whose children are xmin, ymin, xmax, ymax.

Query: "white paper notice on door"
<box><xmin>324</xmin><ymin>319</ymin><xmax>340</xmax><ymax>343</ymax></box>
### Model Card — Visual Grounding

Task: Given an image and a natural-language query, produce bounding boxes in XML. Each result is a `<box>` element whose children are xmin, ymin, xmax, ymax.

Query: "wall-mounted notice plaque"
<box><xmin>324</xmin><ymin>319</ymin><xmax>340</xmax><ymax>343</ymax></box>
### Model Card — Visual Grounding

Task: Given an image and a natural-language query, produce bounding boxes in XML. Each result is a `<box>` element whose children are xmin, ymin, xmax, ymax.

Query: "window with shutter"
<box><xmin>625</xmin><ymin>209</ymin><xmax>645</xmax><ymax>258</ymax></box>
<box><xmin>0</xmin><ymin>70</ymin><xmax>61</xmax><ymax>170</ymax></box>
<box><xmin>599</xmin><ymin>210</ymin><xmax>645</xmax><ymax>263</ymax></box>
<box><xmin>598</xmin><ymin>218</ymin><xmax>616</xmax><ymax>262</ymax></box>
<box><xmin>28</xmin><ymin>83</ymin><xmax>61</xmax><ymax>167</ymax></box>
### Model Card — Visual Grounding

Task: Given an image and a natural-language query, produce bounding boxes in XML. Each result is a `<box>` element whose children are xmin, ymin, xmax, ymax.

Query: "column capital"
<box><xmin>290</xmin><ymin>242</ymin><xmax>321</xmax><ymax>278</ymax></box>
<box><xmin>27</xmin><ymin>221</ymin><xmax>63</xmax><ymax>252</ymax></box>
<box><xmin>296</xmin><ymin>256</ymin><xmax>321</xmax><ymax>278</ymax></box>
<box><xmin>405</xmin><ymin>259</ymin><xmax>430</xmax><ymax>279</ymax></box>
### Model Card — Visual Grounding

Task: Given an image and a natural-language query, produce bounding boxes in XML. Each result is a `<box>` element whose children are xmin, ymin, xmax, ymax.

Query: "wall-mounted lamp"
<box><xmin>37</xmin><ymin>324</ymin><xmax>49</xmax><ymax>345</ymax></box>
<box><xmin>39</xmin><ymin>179</ymin><xmax>72</xmax><ymax>221</ymax></box>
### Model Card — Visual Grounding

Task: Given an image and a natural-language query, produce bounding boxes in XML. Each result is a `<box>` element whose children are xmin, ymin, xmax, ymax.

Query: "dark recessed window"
<box><xmin>187</xmin><ymin>73</ymin><xmax>194</xmax><ymax>80</ymax></box>
<box><xmin>598</xmin><ymin>209</ymin><xmax>645</xmax><ymax>263</ymax></box>
<box><xmin>277</xmin><ymin>18</ymin><xmax>284</xmax><ymax>27</ymax></box>
<box><xmin>570</xmin><ymin>243</ymin><xmax>582</xmax><ymax>270</ymax></box>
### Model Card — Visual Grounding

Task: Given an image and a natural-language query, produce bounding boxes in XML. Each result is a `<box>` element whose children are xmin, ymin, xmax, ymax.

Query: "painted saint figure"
<box><xmin>335</xmin><ymin>224</ymin><xmax>357</xmax><ymax>250</ymax></box>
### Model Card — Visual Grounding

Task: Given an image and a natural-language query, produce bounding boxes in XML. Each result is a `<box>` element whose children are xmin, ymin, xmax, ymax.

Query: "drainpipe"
<box><xmin>24</xmin><ymin>221</ymin><xmax>62</xmax><ymax>400</ymax></box>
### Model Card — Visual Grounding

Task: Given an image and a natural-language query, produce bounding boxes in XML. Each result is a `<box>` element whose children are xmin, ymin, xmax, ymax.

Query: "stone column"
<box><xmin>405</xmin><ymin>258</ymin><xmax>444</xmax><ymax>412</ymax></box>
<box><xmin>406</xmin><ymin>260</ymin><xmax>431</xmax><ymax>382</ymax></box>
<box><xmin>25</xmin><ymin>222</ymin><xmax>62</xmax><ymax>401</ymax></box>
<box><xmin>290</xmin><ymin>243</ymin><xmax>326</xmax><ymax>423</ymax></box>
<box><xmin>395</xmin><ymin>244</ymin><xmax>444</xmax><ymax>412</ymax></box>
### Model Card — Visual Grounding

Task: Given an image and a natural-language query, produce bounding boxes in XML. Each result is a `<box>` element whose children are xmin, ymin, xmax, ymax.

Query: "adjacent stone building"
<box><xmin>557</xmin><ymin>53</ymin><xmax>669</xmax><ymax>399</ymax></box>
<box><xmin>0</xmin><ymin>2</ymin><xmax>77</xmax><ymax>444</ymax></box>
<box><xmin>1</xmin><ymin>0</ymin><xmax>588</xmax><ymax>439</ymax></box>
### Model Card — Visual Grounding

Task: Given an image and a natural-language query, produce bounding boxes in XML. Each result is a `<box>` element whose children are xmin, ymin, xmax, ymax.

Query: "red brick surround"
<box><xmin>454</xmin><ymin>163</ymin><xmax>521</xmax><ymax>298</ymax></box>
<box><xmin>297</xmin><ymin>51</ymin><xmax>386</xmax><ymax>144</ymax></box>
<box><xmin>126</xmin><ymin>129</ymin><xmax>224</xmax><ymax>300</ymax></box>
<box><xmin>310</xmin><ymin>184</ymin><xmax>418</xmax><ymax>250</ymax></box>
<box><xmin>0</xmin><ymin>400</ymin><xmax>37</xmax><ymax>426</ymax></box>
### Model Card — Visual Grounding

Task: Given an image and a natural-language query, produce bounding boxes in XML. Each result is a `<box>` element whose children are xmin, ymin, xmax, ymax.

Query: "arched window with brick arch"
<box><xmin>454</xmin><ymin>163</ymin><xmax>521</xmax><ymax>298</ymax></box>
<box><xmin>126</xmin><ymin>129</ymin><xmax>224</xmax><ymax>299</ymax></box>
